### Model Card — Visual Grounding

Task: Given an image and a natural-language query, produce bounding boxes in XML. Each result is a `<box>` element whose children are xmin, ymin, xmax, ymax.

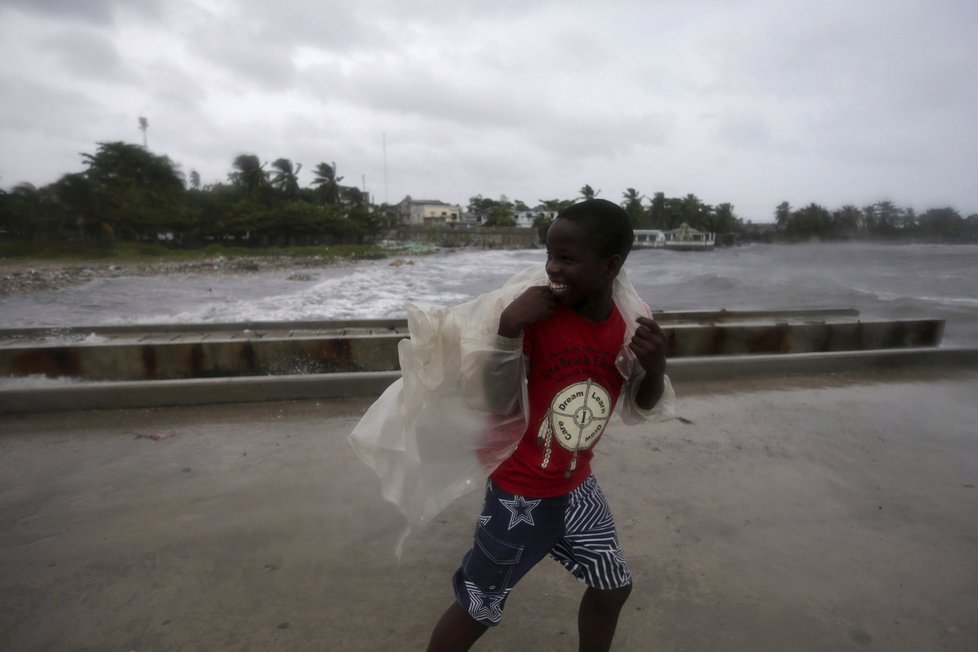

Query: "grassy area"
<box><xmin>0</xmin><ymin>240</ymin><xmax>395</xmax><ymax>264</ymax></box>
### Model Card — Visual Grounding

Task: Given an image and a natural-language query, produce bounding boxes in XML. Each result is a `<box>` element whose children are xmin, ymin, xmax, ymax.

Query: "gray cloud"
<box><xmin>0</xmin><ymin>0</ymin><xmax>163</xmax><ymax>25</ymax></box>
<box><xmin>1</xmin><ymin>0</ymin><xmax>977</xmax><ymax>219</ymax></box>
<box><xmin>41</xmin><ymin>29</ymin><xmax>130</xmax><ymax>81</ymax></box>
<box><xmin>0</xmin><ymin>0</ymin><xmax>116</xmax><ymax>24</ymax></box>
<box><xmin>0</xmin><ymin>76</ymin><xmax>112</xmax><ymax>138</ymax></box>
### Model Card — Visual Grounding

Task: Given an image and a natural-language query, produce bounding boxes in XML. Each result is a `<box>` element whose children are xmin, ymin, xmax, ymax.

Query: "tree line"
<box><xmin>775</xmin><ymin>200</ymin><xmax>977</xmax><ymax>242</ymax></box>
<box><xmin>1</xmin><ymin>141</ymin><xmax>974</xmax><ymax>246</ymax></box>
<box><xmin>467</xmin><ymin>185</ymin><xmax>744</xmax><ymax>243</ymax></box>
<box><xmin>0</xmin><ymin>142</ymin><xmax>384</xmax><ymax>247</ymax></box>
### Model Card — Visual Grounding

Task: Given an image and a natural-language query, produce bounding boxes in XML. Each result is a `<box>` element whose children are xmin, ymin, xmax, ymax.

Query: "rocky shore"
<box><xmin>0</xmin><ymin>255</ymin><xmax>345</xmax><ymax>297</ymax></box>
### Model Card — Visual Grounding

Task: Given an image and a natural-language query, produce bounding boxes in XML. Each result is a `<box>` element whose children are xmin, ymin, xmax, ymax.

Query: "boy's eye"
<box><xmin>545</xmin><ymin>250</ymin><xmax>575</xmax><ymax>264</ymax></box>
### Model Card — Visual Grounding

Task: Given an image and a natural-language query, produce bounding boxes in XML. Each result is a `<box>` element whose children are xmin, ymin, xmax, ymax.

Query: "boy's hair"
<box><xmin>556</xmin><ymin>198</ymin><xmax>634</xmax><ymax>261</ymax></box>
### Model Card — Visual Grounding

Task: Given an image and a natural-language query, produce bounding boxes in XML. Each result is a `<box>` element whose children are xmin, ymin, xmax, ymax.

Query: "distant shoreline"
<box><xmin>3</xmin><ymin>238</ymin><xmax>976</xmax><ymax>298</ymax></box>
<box><xmin>0</xmin><ymin>254</ymin><xmax>383</xmax><ymax>297</ymax></box>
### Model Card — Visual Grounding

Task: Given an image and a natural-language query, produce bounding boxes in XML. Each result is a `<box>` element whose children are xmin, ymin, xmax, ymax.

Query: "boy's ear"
<box><xmin>604</xmin><ymin>254</ymin><xmax>623</xmax><ymax>279</ymax></box>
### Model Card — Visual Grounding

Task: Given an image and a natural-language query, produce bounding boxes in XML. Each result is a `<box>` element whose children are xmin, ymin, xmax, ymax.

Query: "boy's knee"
<box><xmin>610</xmin><ymin>583</ymin><xmax>632</xmax><ymax>605</ymax></box>
<box><xmin>590</xmin><ymin>583</ymin><xmax>632</xmax><ymax>612</ymax></box>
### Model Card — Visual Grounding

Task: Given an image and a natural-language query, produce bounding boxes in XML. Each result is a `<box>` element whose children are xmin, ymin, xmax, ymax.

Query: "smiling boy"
<box><xmin>426</xmin><ymin>199</ymin><xmax>670</xmax><ymax>652</ymax></box>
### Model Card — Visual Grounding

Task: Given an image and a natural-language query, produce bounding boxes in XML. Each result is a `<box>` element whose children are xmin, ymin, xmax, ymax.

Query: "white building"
<box><xmin>396</xmin><ymin>197</ymin><xmax>462</xmax><ymax>226</ymax></box>
<box><xmin>513</xmin><ymin>205</ymin><xmax>558</xmax><ymax>229</ymax></box>
<box><xmin>664</xmin><ymin>223</ymin><xmax>715</xmax><ymax>251</ymax></box>
<box><xmin>633</xmin><ymin>229</ymin><xmax>666</xmax><ymax>248</ymax></box>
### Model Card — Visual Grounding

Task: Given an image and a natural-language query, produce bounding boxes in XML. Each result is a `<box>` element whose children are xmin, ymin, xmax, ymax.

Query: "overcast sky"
<box><xmin>1</xmin><ymin>0</ymin><xmax>976</xmax><ymax>222</ymax></box>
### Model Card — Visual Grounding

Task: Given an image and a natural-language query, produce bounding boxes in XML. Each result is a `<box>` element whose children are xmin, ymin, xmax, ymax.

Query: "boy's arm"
<box><xmin>628</xmin><ymin>316</ymin><xmax>667</xmax><ymax>410</ymax></box>
<box><xmin>497</xmin><ymin>286</ymin><xmax>556</xmax><ymax>338</ymax></box>
<box><xmin>633</xmin><ymin>369</ymin><xmax>666</xmax><ymax>410</ymax></box>
<box><xmin>460</xmin><ymin>286</ymin><xmax>556</xmax><ymax>414</ymax></box>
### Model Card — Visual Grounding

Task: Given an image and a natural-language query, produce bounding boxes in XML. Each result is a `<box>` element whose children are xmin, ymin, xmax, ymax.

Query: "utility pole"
<box><xmin>382</xmin><ymin>132</ymin><xmax>388</xmax><ymax>206</ymax></box>
<box><xmin>138</xmin><ymin>116</ymin><xmax>148</xmax><ymax>149</ymax></box>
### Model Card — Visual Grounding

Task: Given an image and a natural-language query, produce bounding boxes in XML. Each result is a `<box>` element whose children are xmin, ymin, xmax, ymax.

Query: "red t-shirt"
<box><xmin>490</xmin><ymin>303</ymin><xmax>627</xmax><ymax>497</ymax></box>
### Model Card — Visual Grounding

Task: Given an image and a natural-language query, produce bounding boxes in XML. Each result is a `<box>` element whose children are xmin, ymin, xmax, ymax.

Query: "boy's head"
<box><xmin>555</xmin><ymin>198</ymin><xmax>634</xmax><ymax>263</ymax></box>
<box><xmin>545</xmin><ymin>198</ymin><xmax>634</xmax><ymax>309</ymax></box>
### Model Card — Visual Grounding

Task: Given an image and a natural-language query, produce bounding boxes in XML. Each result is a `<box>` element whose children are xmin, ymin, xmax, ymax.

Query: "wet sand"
<box><xmin>1</xmin><ymin>370</ymin><xmax>977</xmax><ymax>650</ymax></box>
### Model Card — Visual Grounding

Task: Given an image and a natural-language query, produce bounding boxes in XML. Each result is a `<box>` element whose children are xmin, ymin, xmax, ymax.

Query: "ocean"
<box><xmin>1</xmin><ymin>242</ymin><xmax>977</xmax><ymax>347</ymax></box>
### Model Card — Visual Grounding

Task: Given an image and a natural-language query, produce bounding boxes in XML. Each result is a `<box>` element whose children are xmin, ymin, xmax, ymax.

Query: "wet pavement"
<box><xmin>2</xmin><ymin>368</ymin><xmax>977</xmax><ymax>651</ymax></box>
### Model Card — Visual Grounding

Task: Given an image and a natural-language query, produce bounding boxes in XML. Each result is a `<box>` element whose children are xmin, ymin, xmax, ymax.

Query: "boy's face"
<box><xmin>545</xmin><ymin>218</ymin><xmax>621</xmax><ymax>310</ymax></box>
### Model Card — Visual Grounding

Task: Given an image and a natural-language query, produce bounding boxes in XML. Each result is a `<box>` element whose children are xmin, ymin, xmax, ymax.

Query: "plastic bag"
<box><xmin>348</xmin><ymin>265</ymin><xmax>674</xmax><ymax>543</ymax></box>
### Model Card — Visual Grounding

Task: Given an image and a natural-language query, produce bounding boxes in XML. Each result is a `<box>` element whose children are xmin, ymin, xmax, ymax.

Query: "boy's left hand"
<box><xmin>629</xmin><ymin>316</ymin><xmax>666</xmax><ymax>376</ymax></box>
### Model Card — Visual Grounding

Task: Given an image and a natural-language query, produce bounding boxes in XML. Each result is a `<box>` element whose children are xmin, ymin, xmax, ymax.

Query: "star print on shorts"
<box><xmin>464</xmin><ymin>580</ymin><xmax>506</xmax><ymax>623</ymax></box>
<box><xmin>498</xmin><ymin>495</ymin><xmax>541</xmax><ymax>530</ymax></box>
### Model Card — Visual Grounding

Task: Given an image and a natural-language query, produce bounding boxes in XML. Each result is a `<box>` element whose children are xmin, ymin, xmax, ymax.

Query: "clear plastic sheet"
<box><xmin>348</xmin><ymin>265</ymin><xmax>675</xmax><ymax>544</ymax></box>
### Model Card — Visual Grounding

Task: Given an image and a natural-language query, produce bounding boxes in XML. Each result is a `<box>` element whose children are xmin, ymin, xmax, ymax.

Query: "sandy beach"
<box><xmin>2</xmin><ymin>368</ymin><xmax>976</xmax><ymax>651</ymax></box>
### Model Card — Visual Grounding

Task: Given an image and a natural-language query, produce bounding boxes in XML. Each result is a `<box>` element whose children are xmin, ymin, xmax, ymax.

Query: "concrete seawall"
<box><xmin>3</xmin><ymin>347</ymin><xmax>977</xmax><ymax>414</ymax></box>
<box><xmin>0</xmin><ymin>310</ymin><xmax>972</xmax><ymax>414</ymax></box>
<box><xmin>0</xmin><ymin>318</ymin><xmax>943</xmax><ymax>382</ymax></box>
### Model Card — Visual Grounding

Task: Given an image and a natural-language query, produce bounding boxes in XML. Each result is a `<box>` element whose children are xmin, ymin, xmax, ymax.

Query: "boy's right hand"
<box><xmin>498</xmin><ymin>286</ymin><xmax>556</xmax><ymax>337</ymax></box>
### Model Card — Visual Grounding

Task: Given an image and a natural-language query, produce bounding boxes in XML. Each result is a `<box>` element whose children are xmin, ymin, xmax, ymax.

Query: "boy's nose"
<box><xmin>545</xmin><ymin>258</ymin><xmax>561</xmax><ymax>276</ymax></box>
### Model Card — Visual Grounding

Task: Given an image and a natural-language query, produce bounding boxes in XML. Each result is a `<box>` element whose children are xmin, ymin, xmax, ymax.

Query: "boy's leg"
<box><xmin>577</xmin><ymin>584</ymin><xmax>632</xmax><ymax>652</ymax></box>
<box><xmin>426</xmin><ymin>602</ymin><xmax>487</xmax><ymax>652</ymax></box>
<box><xmin>430</xmin><ymin>481</ymin><xmax>567</xmax><ymax>648</ymax></box>
<box><xmin>549</xmin><ymin>475</ymin><xmax>634</xmax><ymax>652</ymax></box>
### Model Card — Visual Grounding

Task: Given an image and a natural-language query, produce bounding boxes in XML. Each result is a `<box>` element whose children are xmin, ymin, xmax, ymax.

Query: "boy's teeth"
<box><xmin>549</xmin><ymin>281</ymin><xmax>567</xmax><ymax>293</ymax></box>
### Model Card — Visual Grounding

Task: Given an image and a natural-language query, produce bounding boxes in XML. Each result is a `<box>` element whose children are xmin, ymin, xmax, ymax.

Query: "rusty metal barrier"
<box><xmin>0</xmin><ymin>317</ymin><xmax>945</xmax><ymax>382</ymax></box>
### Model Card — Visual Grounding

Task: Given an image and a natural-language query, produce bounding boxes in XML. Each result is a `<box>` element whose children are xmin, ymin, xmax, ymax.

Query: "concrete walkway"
<box><xmin>2</xmin><ymin>368</ymin><xmax>977</xmax><ymax>651</ymax></box>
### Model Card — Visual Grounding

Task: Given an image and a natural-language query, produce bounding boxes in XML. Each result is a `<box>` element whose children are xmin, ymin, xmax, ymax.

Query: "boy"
<box><xmin>426</xmin><ymin>199</ymin><xmax>670</xmax><ymax>651</ymax></box>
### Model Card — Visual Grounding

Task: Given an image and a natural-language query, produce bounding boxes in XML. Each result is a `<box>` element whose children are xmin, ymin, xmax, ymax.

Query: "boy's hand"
<box><xmin>498</xmin><ymin>286</ymin><xmax>556</xmax><ymax>338</ymax></box>
<box><xmin>629</xmin><ymin>316</ymin><xmax>666</xmax><ymax>377</ymax></box>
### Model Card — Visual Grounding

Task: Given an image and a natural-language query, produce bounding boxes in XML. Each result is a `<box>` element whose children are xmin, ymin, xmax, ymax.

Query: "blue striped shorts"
<box><xmin>452</xmin><ymin>475</ymin><xmax>632</xmax><ymax>626</ymax></box>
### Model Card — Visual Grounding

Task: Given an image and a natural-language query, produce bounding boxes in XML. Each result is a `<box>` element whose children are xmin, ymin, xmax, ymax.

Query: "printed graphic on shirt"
<box><xmin>537</xmin><ymin>378</ymin><xmax>612</xmax><ymax>472</ymax></box>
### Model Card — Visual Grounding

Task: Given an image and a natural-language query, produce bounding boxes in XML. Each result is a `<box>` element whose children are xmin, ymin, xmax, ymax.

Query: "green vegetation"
<box><xmin>2</xmin><ymin>141</ymin><xmax>975</xmax><ymax>253</ymax></box>
<box><xmin>774</xmin><ymin>200</ymin><xmax>978</xmax><ymax>242</ymax></box>
<box><xmin>0</xmin><ymin>142</ymin><xmax>390</xmax><ymax>251</ymax></box>
<box><xmin>467</xmin><ymin>190</ymin><xmax>746</xmax><ymax>238</ymax></box>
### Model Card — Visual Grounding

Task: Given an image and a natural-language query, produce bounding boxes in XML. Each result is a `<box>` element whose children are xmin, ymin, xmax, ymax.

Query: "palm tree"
<box><xmin>579</xmin><ymin>184</ymin><xmax>599</xmax><ymax>200</ymax></box>
<box><xmin>5</xmin><ymin>183</ymin><xmax>42</xmax><ymax>237</ymax></box>
<box><xmin>622</xmin><ymin>188</ymin><xmax>646</xmax><ymax>227</ymax></box>
<box><xmin>312</xmin><ymin>162</ymin><xmax>343</xmax><ymax>205</ymax></box>
<box><xmin>538</xmin><ymin>198</ymin><xmax>573</xmax><ymax>213</ymax></box>
<box><xmin>775</xmin><ymin>201</ymin><xmax>792</xmax><ymax>230</ymax></box>
<box><xmin>875</xmin><ymin>200</ymin><xmax>901</xmax><ymax>234</ymax></box>
<box><xmin>271</xmin><ymin>158</ymin><xmax>302</xmax><ymax>199</ymax></box>
<box><xmin>713</xmin><ymin>203</ymin><xmax>739</xmax><ymax>234</ymax></box>
<box><xmin>901</xmin><ymin>207</ymin><xmax>917</xmax><ymax>231</ymax></box>
<box><xmin>649</xmin><ymin>192</ymin><xmax>666</xmax><ymax>229</ymax></box>
<box><xmin>832</xmin><ymin>205</ymin><xmax>861</xmax><ymax>238</ymax></box>
<box><xmin>11</xmin><ymin>182</ymin><xmax>40</xmax><ymax>203</ymax></box>
<box><xmin>229</xmin><ymin>154</ymin><xmax>267</xmax><ymax>195</ymax></box>
<box><xmin>681</xmin><ymin>193</ymin><xmax>704</xmax><ymax>225</ymax></box>
<box><xmin>79</xmin><ymin>141</ymin><xmax>186</xmax><ymax>239</ymax></box>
